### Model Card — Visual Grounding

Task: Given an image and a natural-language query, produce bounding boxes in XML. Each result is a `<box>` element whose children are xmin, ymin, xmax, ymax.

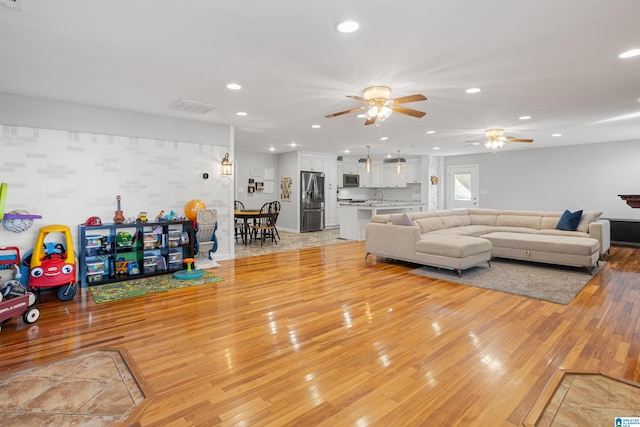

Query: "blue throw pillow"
<box><xmin>556</xmin><ymin>209</ymin><xmax>583</xmax><ymax>231</ymax></box>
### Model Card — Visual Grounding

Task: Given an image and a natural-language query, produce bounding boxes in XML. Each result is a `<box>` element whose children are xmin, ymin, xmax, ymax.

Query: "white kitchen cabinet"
<box><xmin>325</xmin><ymin>186</ymin><xmax>338</xmax><ymax>226</ymax></box>
<box><xmin>406</xmin><ymin>159</ymin><xmax>421</xmax><ymax>184</ymax></box>
<box><xmin>356</xmin><ymin>161</ymin><xmax>382</xmax><ymax>188</ymax></box>
<box><xmin>323</xmin><ymin>157</ymin><xmax>337</xmax><ymax>188</ymax></box>
<box><xmin>357</xmin><ymin>162</ymin><xmax>371</xmax><ymax>187</ymax></box>
<box><xmin>300</xmin><ymin>155</ymin><xmax>324</xmax><ymax>172</ymax></box>
<box><xmin>342</xmin><ymin>160</ymin><xmax>359</xmax><ymax>175</ymax></box>
<box><xmin>371</xmin><ymin>161</ymin><xmax>383</xmax><ymax>187</ymax></box>
<box><xmin>383</xmin><ymin>162</ymin><xmax>407</xmax><ymax>187</ymax></box>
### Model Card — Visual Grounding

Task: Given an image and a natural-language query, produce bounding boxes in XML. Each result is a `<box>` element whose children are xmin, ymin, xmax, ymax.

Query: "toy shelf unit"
<box><xmin>77</xmin><ymin>220</ymin><xmax>194</xmax><ymax>288</ymax></box>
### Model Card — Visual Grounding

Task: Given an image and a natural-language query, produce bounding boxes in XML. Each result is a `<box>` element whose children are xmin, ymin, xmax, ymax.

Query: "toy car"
<box><xmin>27</xmin><ymin>224</ymin><xmax>76</xmax><ymax>301</ymax></box>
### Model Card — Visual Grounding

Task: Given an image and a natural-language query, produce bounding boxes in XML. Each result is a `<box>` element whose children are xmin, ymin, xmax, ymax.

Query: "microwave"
<box><xmin>343</xmin><ymin>174</ymin><xmax>359</xmax><ymax>187</ymax></box>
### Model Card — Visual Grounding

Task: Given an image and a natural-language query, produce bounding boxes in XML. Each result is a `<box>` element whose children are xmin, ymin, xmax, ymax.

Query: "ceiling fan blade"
<box><xmin>505</xmin><ymin>138</ymin><xmax>534</xmax><ymax>143</ymax></box>
<box><xmin>392</xmin><ymin>94</ymin><xmax>427</xmax><ymax>104</ymax></box>
<box><xmin>364</xmin><ymin>116</ymin><xmax>376</xmax><ymax>126</ymax></box>
<box><xmin>346</xmin><ymin>95</ymin><xmax>369</xmax><ymax>103</ymax></box>
<box><xmin>325</xmin><ymin>106</ymin><xmax>367</xmax><ymax>118</ymax></box>
<box><xmin>390</xmin><ymin>106</ymin><xmax>426</xmax><ymax>118</ymax></box>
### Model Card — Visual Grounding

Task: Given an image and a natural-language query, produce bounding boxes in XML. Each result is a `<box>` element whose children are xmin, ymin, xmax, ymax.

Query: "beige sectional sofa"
<box><xmin>365</xmin><ymin>209</ymin><xmax>610</xmax><ymax>276</ymax></box>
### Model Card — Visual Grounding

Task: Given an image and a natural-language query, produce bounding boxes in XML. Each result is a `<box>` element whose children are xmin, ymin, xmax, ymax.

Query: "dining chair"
<box><xmin>234</xmin><ymin>201</ymin><xmax>245</xmax><ymax>243</ymax></box>
<box><xmin>271</xmin><ymin>200</ymin><xmax>281</xmax><ymax>241</ymax></box>
<box><xmin>249</xmin><ymin>202</ymin><xmax>278</xmax><ymax>246</ymax></box>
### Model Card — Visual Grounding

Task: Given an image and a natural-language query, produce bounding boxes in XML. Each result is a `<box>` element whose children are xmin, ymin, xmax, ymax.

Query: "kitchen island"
<box><xmin>339</xmin><ymin>202</ymin><xmax>424</xmax><ymax>241</ymax></box>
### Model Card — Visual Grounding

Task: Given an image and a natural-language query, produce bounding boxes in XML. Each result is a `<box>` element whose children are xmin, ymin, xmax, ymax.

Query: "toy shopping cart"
<box><xmin>0</xmin><ymin>246</ymin><xmax>21</xmax><ymax>278</ymax></box>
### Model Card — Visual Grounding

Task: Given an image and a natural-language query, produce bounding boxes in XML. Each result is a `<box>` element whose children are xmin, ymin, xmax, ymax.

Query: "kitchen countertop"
<box><xmin>338</xmin><ymin>201</ymin><xmax>424</xmax><ymax>240</ymax></box>
<box><xmin>338</xmin><ymin>200</ymin><xmax>423</xmax><ymax>207</ymax></box>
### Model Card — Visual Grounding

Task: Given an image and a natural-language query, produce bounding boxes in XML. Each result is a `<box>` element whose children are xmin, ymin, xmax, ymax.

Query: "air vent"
<box><xmin>0</xmin><ymin>0</ymin><xmax>24</xmax><ymax>11</ymax></box>
<box><xmin>383</xmin><ymin>158</ymin><xmax>406</xmax><ymax>163</ymax></box>
<box><xmin>169</xmin><ymin>98</ymin><xmax>218</xmax><ymax>114</ymax></box>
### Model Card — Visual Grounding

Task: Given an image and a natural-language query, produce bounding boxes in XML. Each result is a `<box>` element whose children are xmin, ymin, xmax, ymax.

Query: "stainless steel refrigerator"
<box><xmin>300</xmin><ymin>171</ymin><xmax>325</xmax><ymax>232</ymax></box>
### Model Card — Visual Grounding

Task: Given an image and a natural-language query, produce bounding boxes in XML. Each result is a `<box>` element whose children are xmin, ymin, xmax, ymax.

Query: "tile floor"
<box><xmin>534</xmin><ymin>373</ymin><xmax>640</xmax><ymax>426</ymax></box>
<box><xmin>234</xmin><ymin>227</ymin><xmax>349</xmax><ymax>258</ymax></box>
<box><xmin>0</xmin><ymin>350</ymin><xmax>148</xmax><ymax>426</ymax></box>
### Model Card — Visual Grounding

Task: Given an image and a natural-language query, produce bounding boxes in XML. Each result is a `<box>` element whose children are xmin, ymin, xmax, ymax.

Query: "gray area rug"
<box><xmin>408</xmin><ymin>259</ymin><xmax>604</xmax><ymax>305</ymax></box>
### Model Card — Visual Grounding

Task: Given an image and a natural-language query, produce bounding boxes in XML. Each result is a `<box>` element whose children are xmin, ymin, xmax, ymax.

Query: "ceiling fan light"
<box><xmin>363</xmin><ymin>86</ymin><xmax>392</xmax><ymax>101</ymax></box>
<box><xmin>484</xmin><ymin>140</ymin><xmax>505</xmax><ymax>151</ymax></box>
<box><xmin>378</xmin><ymin>106</ymin><xmax>392</xmax><ymax>121</ymax></box>
<box><xmin>366</xmin><ymin>106</ymin><xmax>379</xmax><ymax>119</ymax></box>
<box><xmin>484</xmin><ymin>128</ymin><xmax>504</xmax><ymax>141</ymax></box>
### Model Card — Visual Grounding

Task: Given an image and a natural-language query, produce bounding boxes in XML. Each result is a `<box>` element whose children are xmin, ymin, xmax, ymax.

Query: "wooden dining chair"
<box><xmin>249</xmin><ymin>202</ymin><xmax>278</xmax><ymax>246</ymax></box>
<box><xmin>271</xmin><ymin>200</ymin><xmax>281</xmax><ymax>241</ymax></box>
<box><xmin>234</xmin><ymin>201</ymin><xmax>245</xmax><ymax>243</ymax></box>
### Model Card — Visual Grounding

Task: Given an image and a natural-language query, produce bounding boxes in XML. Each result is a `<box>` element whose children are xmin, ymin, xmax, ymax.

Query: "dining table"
<box><xmin>234</xmin><ymin>209</ymin><xmax>261</xmax><ymax>245</ymax></box>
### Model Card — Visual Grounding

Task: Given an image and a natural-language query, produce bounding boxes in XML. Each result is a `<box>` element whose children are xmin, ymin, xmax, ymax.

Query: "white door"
<box><xmin>447</xmin><ymin>165</ymin><xmax>479</xmax><ymax>209</ymax></box>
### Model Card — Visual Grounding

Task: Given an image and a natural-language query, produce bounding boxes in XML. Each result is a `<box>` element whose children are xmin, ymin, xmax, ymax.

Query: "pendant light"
<box><xmin>396</xmin><ymin>150</ymin><xmax>402</xmax><ymax>174</ymax></box>
<box><xmin>365</xmin><ymin>145</ymin><xmax>372</xmax><ymax>173</ymax></box>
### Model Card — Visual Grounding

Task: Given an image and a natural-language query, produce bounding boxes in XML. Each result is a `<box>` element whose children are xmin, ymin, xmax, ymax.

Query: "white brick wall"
<box><xmin>0</xmin><ymin>124</ymin><xmax>232</xmax><ymax>269</ymax></box>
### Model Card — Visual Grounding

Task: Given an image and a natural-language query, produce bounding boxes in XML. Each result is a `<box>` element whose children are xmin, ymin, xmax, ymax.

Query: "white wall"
<box><xmin>234</xmin><ymin>151</ymin><xmax>279</xmax><ymax>211</ymax></box>
<box><xmin>443</xmin><ymin>140</ymin><xmax>640</xmax><ymax>220</ymax></box>
<box><xmin>0</xmin><ymin>94</ymin><xmax>234</xmax><ymax>264</ymax></box>
<box><xmin>277</xmin><ymin>151</ymin><xmax>299</xmax><ymax>232</ymax></box>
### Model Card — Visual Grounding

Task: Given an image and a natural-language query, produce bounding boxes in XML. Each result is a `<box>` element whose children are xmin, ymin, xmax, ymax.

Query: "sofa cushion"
<box><xmin>371</xmin><ymin>214</ymin><xmax>392</xmax><ymax>223</ymax></box>
<box><xmin>577</xmin><ymin>211</ymin><xmax>603</xmax><ymax>233</ymax></box>
<box><xmin>416</xmin><ymin>234</ymin><xmax>492</xmax><ymax>258</ymax></box>
<box><xmin>469</xmin><ymin>209</ymin><xmax>499</xmax><ymax>226</ymax></box>
<box><xmin>556</xmin><ymin>209</ymin><xmax>583</xmax><ymax>231</ymax></box>
<box><xmin>482</xmin><ymin>232</ymin><xmax>598</xmax><ymax>256</ymax></box>
<box><xmin>496</xmin><ymin>213</ymin><xmax>542</xmax><ymax>229</ymax></box>
<box><xmin>430</xmin><ymin>225</ymin><xmax>491</xmax><ymax>237</ymax></box>
<box><xmin>489</xmin><ymin>226</ymin><xmax>539</xmax><ymax>234</ymax></box>
<box><xmin>391</xmin><ymin>213</ymin><xmax>415</xmax><ymax>226</ymax></box>
<box><xmin>440</xmin><ymin>215</ymin><xmax>463</xmax><ymax>228</ymax></box>
<box><xmin>541</xmin><ymin>212</ymin><xmax>562</xmax><ymax>229</ymax></box>
<box><xmin>536</xmin><ymin>229</ymin><xmax>590</xmax><ymax>238</ymax></box>
<box><xmin>415</xmin><ymin>217</ymin><xmax>444</xmax><ymax>233</ymax></box>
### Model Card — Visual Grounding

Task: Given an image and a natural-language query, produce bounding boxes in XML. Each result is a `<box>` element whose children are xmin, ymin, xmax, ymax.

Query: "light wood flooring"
<box><xmin>1</xmin><ymin>240</ymin><xmax>640</xmax><ymax>426</ymax></box>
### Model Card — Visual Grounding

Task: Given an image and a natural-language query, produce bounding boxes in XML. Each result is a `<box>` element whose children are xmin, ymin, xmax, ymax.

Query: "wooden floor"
<box><xmin>1</xmin><ymin>241</ymin><xmax>639</xmax><ymax>426</ymax></box>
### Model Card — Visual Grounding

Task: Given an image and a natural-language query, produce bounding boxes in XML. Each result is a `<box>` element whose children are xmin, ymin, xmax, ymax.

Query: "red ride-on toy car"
<box><xmin>27</xmin><ymin>225</ymin><xmax>77</xmax><ymax>301</ymax></box>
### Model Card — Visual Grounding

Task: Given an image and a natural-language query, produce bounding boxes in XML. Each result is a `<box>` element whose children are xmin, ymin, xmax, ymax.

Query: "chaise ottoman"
<box><xmin>413</xmin><ymin>234</ymin><xmax>492</xmax><ymax>277</ymax></box>
<box><xmin>482</xmin><ymin>232</ymin><xmax>600</xmax><ymax>273</ymax></box>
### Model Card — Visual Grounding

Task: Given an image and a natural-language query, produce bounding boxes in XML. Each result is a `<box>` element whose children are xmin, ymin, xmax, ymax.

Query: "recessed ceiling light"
<box><xmin>380</xmin><ymin>136</ymin><xmax>388</xmax><ymax>141</ymax></box>
<box><xmin>226</xmin><ymin>83</ymin><xmax>242</xmax><ymax>90</ymax></box>
<box><xmin>433</xmin><ymin>147</ymin><xmax>440</xmax><ymax>150</ymax></box>
<box><xmin>465</xmin><ymin>88</ymin><xmax>482</xmax><ymax>94</ymax></box>
<box><xmin>519</xmin><ymin>115</ymin><xmax>532</xmax><ymax>120</ymax></box>
<box><xmin>311</xmin><ymin>124</ymin><xmax>321</xmax><ymax>129</ymax></box>
<box><xmin>336</xmin><ymin>20</ymin><xmax>359</xmax><ymax>33</ymax></box>
<box><xmin>552</xmin><ymin>133</ymin><xmax>562</xmax><ymax>137</ymax></box>
<box><xmin>356</xmin><ymin>114</ymin><xmax>366</xmax><ymax>119</ymax></box>
<box><xmin>426</xmin><ymin>130</ymin><xmax>436</xmax><ymax>134</ymax></box>
<box><xmin>236</xmin><ymin>111</ymin><xmax>247</xmax><ymax>116</ymax></box>
<box><xmin>472</xmin><ymin>142</ymin><xmax>481</xmax><ymax>146</ymax></box>
<box><xmin>619</xmin><ymin>49</ymin><xmax>640</xmax><ymax>59</ymax></box>
<box><xmin>290</xmin><ymin>143</ymin><xmax>297</xmax><ymax>147</ymax></box>
<box><xmin>269</xmin><ymin>147</ymin><xmax>275</xmax><ymax>151</ymax></box>
<box><xmin>344</xmin><ymin>149</ymin><xmax>350</xmax><ymax>153</ymax></box>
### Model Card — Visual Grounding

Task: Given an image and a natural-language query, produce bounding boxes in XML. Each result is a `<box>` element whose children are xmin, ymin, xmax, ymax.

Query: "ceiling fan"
<box><xmin>467</xmin><ymin>128</ymin><xmax>534</xmax><ymax>151</ymax></box>
<box><xmin>325</xmin><ymin>86</ymin><xmax>427</xmax><ymax>126</ymax></box>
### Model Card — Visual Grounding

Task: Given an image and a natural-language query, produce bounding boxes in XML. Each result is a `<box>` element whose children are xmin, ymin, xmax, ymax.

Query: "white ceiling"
<box><xmin>1</xmin><ymin>0</ymin><xmax>639</xmax><ymax>160</ymax></box>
